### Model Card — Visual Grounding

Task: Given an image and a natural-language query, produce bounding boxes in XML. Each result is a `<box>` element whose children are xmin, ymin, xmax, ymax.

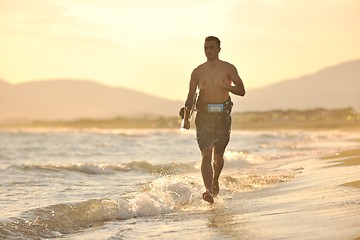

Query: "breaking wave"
<box><xmin>12</xmin><ymin>161</ymin><xmax>197</xmax><ymax>175</ymax></box>
<box><xmin>0</xmin><ymin>172</ymin><xmax>293</xmax><ymax>239</ymax></box>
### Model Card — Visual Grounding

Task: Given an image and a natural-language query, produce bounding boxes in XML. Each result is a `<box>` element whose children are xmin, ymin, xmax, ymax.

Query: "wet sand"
<box><xmin>322</xmin><ymin>148</ymin><xmax>360</xmax><ymax>188</ymax></box>
<box><xmin>219</xmin><ymin>147</ymin><xmax>360</xmax><ymax>239</ymax></box>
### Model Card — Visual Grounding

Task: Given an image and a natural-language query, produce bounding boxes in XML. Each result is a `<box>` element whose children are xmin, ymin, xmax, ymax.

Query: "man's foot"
<box><xmin>212</xmin><ymin>183</ymin><xmax>219</xmax><ymax>197</ymax></box>
<box><xmin>202</xmin><ymin>190</ymin><xmax>214</xmax><ymax>204</ymax></box>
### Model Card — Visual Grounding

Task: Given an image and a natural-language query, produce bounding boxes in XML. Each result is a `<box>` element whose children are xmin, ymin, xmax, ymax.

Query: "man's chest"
<box><xmin>198</xmin><ymin>70</ymin><xmax>229</xmax><ymax>86</ymax></box>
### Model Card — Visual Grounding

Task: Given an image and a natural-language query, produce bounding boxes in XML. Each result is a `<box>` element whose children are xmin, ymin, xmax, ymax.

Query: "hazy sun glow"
<box><xmin>0</xmin><ymin>0</ymin><xmax>359</xmax><ymax>100</ymax></box>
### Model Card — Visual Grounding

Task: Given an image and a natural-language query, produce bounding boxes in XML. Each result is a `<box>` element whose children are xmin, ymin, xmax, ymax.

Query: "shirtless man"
<box><xmin>183</xmin><ymin>36</ymin><xmax>245</xmax><ymax>203</ymax></box>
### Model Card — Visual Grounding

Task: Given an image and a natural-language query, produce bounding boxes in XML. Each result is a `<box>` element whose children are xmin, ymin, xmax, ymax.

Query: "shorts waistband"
<box><xmin>196</xmin><ymin>97</ymin><xmax>233</xmax><ymax>114</ymax></box>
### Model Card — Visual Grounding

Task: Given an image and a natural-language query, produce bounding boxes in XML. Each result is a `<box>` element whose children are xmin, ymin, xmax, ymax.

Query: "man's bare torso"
<box><xmin>195</xmin><ymin>60</ymin><xmax>232</xmax><ymax>103</ymax></box>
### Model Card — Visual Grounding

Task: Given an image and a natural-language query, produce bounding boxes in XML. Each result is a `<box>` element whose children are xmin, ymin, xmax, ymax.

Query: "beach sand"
<box><xmin>322</xmin><ymin>148</ymin><xmax>360</xmax><ymax>189</ymax></box>
<box><xmin>210</xmin><ymin>148</ymin><xmax>360</xmax><ymax>240</ymax></box>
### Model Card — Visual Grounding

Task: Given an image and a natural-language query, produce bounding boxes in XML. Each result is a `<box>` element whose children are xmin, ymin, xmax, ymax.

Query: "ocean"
<box><xmin>0</xmin><ymin>128</ymin><xmax>359</xmax><ymax>239</ymax></box>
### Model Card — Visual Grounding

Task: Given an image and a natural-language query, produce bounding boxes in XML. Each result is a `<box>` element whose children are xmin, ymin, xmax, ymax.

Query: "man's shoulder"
<box><xmin>220</xmin><ymin>61</ymin><xmax>238</xmax><ymax>73</ymax></box>
<box><xmin>193</xmin><ymin>63</ymin><xmax>206</xmax><ymax>73</ymax></box>
<box><xmin>196</xmin><ymin>62</ymin><xmax>207</xmax><ymax>69</ymax></box>
<box><xmin>220</xmin><ymin>60</ymin><xmax>234</xmax><ymax>67</ymax></box>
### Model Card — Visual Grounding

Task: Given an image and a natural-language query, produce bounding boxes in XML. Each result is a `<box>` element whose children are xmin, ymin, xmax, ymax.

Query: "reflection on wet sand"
<box><xmin>207</xmin><ymin>206</ymin><xmax>251</xmax><ymax>239</ymax></box>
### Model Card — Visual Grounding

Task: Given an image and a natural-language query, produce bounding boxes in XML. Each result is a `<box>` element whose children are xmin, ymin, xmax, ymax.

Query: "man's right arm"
<box><xmin>183</xmin><ymin>69</ymin><xmax>198</xmax><ymax>128</ymax></box>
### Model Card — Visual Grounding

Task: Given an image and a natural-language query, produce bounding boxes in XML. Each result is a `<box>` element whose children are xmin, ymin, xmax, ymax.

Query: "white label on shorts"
<box><xmin>207</xmin><ymin>104</ymin><xmax>224</xmax><ymax>112</ymax></box>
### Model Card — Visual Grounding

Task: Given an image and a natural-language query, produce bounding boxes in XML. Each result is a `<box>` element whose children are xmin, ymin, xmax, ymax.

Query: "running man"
<box><xmin>182</xmin><ymin>36</ymin><xmax>245</xmax><ymax>203</ymax></box>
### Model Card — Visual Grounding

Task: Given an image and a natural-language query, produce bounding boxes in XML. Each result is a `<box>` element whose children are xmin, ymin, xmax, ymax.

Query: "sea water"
<box><xmin>0</xmin><ymin>129</ymin><xmax>359</xmax><ymax>239</ymax></box>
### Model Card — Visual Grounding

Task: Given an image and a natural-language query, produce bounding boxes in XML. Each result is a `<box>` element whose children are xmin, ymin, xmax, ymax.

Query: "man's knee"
<box><xmin>201</xmin><ymin>147</ymin><xmax>213</xmax><ymax>161</ymax></box>
<box><xmin>214</xmin><ymin>153</ymin><xmax>224</xmax><ymax>163</ymax></box>
<box><xmin>214</xmin><ymin>146</ymin><xmax>226</xmax><ymax>155</ymax></box>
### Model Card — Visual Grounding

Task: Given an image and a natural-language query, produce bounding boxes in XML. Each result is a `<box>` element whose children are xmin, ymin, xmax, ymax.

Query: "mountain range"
<box><xmin>0</xmin><ymin>80</ymin><xmax>183</xmax><ymax>120</ymax></box>
<box><xmin>233</xmin><ymin>59</ymin><xmax>360</xmax><ymax>113</ymax></box>
<box><xmin>0</xmin><ymin>59</ymin><xmax>359</xmax><ymax>120</ymax></box>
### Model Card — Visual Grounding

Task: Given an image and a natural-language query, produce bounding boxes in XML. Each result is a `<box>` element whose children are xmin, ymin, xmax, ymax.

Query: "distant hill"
<box><xmin>0</xmin><ymin>79</ymin><xmax>183</xmax><ymax>120</ymax></box>
<box><xmin>233</xmin><ymin>59</ymin><xmax>360</xmax><ymax>112</ymax></box>
<box><xmin>0</xmin><ymin>59</ymin><xmax>359</xmax><ymax>120</ymax></box>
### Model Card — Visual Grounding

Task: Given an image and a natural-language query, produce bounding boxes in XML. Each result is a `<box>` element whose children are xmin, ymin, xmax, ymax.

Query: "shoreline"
<box><xmin>1</xmin><ymin>108</ymin><xmax>359</xmax><ymax>130</ymax></box>
<box><xmin>322</xmin><ymin>148</ymin><xmax>360</xmax><ymax>189</ymax></box>
<box><xmin>229</xmin><ymin>145</ymin><xmax>360</xmax><ymax>239</ymax></box>
<box><xmin>1</xmin><ymin>120</ymin><xmax>360</xmax><ymax>131</ymax></box>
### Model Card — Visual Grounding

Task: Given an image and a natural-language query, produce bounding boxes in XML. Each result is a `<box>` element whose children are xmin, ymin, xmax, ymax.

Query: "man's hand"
<box><xmin>183</xmin><ymin>119</ymin><xmax>190</xmax><ymax>129</ymax></box>
<box><xmin>215</xmin><ymin>79</ymin><xmax>245</xmax><ymax>96</ymax></box>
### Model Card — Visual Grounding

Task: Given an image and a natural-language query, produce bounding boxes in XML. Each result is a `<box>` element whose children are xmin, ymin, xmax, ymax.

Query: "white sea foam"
<box><xmin>1</xmin><ymin>129</ymin><xmax>359</xmax><ymax>239</ymax></box>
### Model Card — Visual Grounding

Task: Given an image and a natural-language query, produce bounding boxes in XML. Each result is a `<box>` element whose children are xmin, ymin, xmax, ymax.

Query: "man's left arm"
<box><xmin>226</xmin><ymin>64</ymin><xmax>246</xmax><ymax>96</ymax></box>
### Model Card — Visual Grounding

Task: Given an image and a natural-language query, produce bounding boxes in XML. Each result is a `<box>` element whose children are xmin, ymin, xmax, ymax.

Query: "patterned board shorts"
<box><xmin>195</xmin><ymin>112</ymin><xmax>231</xmax><ymax>152</ymax></box>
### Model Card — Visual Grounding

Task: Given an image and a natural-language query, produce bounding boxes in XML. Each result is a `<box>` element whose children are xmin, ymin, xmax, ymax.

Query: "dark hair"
<box><xmin>205</xmin><ymin>36</ymin><xmax>221</xmax><ymax>48</ymax></box>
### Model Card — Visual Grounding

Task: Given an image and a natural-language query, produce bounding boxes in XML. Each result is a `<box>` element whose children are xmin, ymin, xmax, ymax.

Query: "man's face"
<box><xmin>204</xmin><ymin>40</ymin><xmax>220</xmax><ymax>60</ymax></box>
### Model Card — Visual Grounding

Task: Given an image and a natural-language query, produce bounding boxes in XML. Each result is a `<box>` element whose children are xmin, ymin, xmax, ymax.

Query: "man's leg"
<box><xmin>212</xmin><ymin>147</ymin><xmax>225</xmax><ymax>196</ymax></box>
<box><xmin>201</xmin><ymin>145</ymin><xmax>214</xmax><ymax>192</ymax></box>
<box><xmin>201</xmin><ymin>145</ymin><xmax>215</xmax><ymax>203</ymax></box>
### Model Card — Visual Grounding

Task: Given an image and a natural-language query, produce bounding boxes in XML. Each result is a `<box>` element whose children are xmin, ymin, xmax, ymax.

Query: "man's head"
<box><xmin>205</xmin><ymin>36</ymin><xmax>221</xmax><ymax>48</ymax></box>
<box><xmin>204</xmin><ymin>36</ymin><xmax>221</xmax><ymax>61</ymax></box>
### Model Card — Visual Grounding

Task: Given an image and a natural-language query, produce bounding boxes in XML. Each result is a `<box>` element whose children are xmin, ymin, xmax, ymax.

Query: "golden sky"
<box><xmin>0</xmin><ymin>0</ymin><xmax>359</xmax><ymax>100</ymax></box>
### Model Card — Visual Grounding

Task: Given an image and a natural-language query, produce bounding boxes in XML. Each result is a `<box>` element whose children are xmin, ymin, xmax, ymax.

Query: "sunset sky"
<box><xmin>1</xmin><ymin>0</ymin><xmax>359</xmax><ymax>101</ymax></box>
